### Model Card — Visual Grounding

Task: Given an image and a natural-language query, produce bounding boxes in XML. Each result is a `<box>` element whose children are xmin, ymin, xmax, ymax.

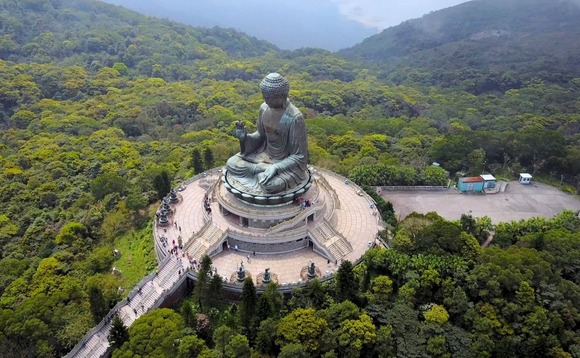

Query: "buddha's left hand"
<box><xmin>259</xmin><ymin>165</ymin><xmax>277</xmax><ymax>185</ymax></box>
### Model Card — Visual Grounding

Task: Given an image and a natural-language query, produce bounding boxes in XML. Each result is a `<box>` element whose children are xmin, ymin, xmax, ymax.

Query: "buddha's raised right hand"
<box><xmin>235</xmin><ymin>120</ymin><xmax>247</xmax><ymax>140</ymax></box>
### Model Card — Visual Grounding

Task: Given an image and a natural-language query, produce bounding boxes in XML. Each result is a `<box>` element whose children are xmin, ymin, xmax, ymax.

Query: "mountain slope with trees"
<box><xmin>339</xmin><ymin>0</ymin><xmax>580</xmax><ymax>93</ymax></box>
<box><xmin>0</xmin><ymin>0</ymin><xmax>278</xmax><ymax>64</ymax></box>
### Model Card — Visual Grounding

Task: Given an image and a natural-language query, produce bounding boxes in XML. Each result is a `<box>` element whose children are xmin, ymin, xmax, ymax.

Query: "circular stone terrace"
<box><xmin>153</xmin><ymin>167</ymin><xmax>383</xmax><ymax>286</ymax></box>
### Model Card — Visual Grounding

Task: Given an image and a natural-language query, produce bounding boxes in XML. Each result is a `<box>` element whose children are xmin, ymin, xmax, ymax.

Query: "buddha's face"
<box><xmin>262</xmin><ymin>93</ymin><xmax>286</xmax><ymax>109</ymax></box>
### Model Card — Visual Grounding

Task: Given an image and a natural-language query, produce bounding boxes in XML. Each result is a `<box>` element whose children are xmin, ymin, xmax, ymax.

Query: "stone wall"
<box><xmin>228</xmin><ymin>236</ymin><xmax>309</xmax><ymax>254</ymax></box>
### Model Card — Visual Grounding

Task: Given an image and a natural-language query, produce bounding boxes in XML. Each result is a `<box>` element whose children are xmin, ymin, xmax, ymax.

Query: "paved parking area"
<box><xmin>382</xmin><ymin>181</ymin><xmax>580</xmax><ymax>223</ymax></box>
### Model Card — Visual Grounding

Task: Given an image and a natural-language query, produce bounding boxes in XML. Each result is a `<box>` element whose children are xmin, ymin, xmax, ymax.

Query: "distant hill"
<box><xmin>339</xmin><ymin>0</ymin><xmax>580</xmax><ymax>92</ymax></box>
<box><xmin>0</xmin><ymin>0</ymin><xmax>363</xmax><ymax>83</ymax></box>
<box><xmin>99</xmin><ymin>0</ymin><xmax>377</xmax><ymax>51</ymax></box>
<box><xmin>0</xmin><ymin>0</ymin><xmax>278</xmax><ymax>65</ymax></box>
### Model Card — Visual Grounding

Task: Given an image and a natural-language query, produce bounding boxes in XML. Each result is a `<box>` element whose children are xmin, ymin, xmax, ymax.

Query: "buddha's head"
<box><xmin>260</xmin><ymin>73</ymin><xmax>289</xmax><ymax>109</ymax></box>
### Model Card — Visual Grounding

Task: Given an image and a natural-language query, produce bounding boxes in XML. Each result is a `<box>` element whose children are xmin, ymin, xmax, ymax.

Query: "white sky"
<box><xmin>330</xmin><ymin>0</ymin><xmax>471</xmax><ymax>30</ymax></box>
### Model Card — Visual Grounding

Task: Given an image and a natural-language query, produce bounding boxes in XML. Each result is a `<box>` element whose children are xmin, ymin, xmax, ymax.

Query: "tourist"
<box><xmin>247</xmin><ymin>254</ymin><xmax>251</xmax><ymax>263</ymax></box>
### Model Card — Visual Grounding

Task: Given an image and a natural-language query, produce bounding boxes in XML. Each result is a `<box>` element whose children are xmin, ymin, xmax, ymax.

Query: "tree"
<box><xmin>278</xmin><ymin>343</ymin><xmax>310</xmax><ymax>358</ymax></box>
<box><xmin>213</xmin><ymin>325</ymin><xmax>234</xmax><ymax>358</ymax></box>
<box><xmin>207</xmin><ymin>274</ymin><xmax>224</xmax><ymax>309</ymax></box>
<box><xmin>461</xmin><ymin>213</ymin><xmax>494</xmax><ymax>245</ymax></box>
<box><xmin>239</xmin><ymin>277</ymin><xmax>258</xmax><ymax>339</ymax></box>
<box><xmin>319</xmin><ymin>300</ymin><xmax>360</xmax><ymax>330</ymax></box>
<box><xmin>371</xmin><ymin>275</ymin><xmax>394</xmax><ymax>303</ymax></box>
<box><xmin>426</xmin><ymin>335</ymin><xmax>450</xmax><ymax>358</ymax></box>
<box><xmin>191</xmin><ymin>148</ymin><xmax>204</xmax><ymax>175</ymax></box>
<box><xmin>289</xmin><ymin>279</ymin><xmax>330</xmax><ymax>310</ymax></box>
<box><xmin>177</xmin><ymin>335</ymin><xmax>209</xmax><ymax>358</ymax></box>
<box><xmin>385</xmin><ymin>303</ymin><xmax>427</xmax><ymax>357</ymax></box>
<box><xmin>255</xmin><ymin>318</ymin><xmax>280</xmax><ymax>356</ymax></box>
<box><xmin>195</xmin><ymin>255</ymin><xmax>212</xmax><ymax>310</ymax></box>
<box><xmin>335</xmin><ymin>314</ymin><xmax>377</xmax><ymax>358</ymax></box>
<box><xmin>225</xmin><ymin>334</ymin><xmax>251</xmax><ymax>358</ymax></box>
<box><xmin>108</xmin><ymin>315</ymin><xmax>129</xmax><ymax>350</ymax></box>
<box><xmin>466</xmin><ymin>148</ymin><xmax>486</xmax><ymax>175</ymax></box>
<box><xmin>413</xmin><ymin>217</ymin><xmax>481</xmax><ymax>260</ymax></box>
<box><xmin>152</xmin><ymin>170</ymin><xmax>171</xmax><ymax>200</ymax></box>
<box><xmin>203</xmin><ymin>147</ymin><xmax>215</xmax><ymax>170</ymax></box>
<box><xmin>373</xmin><ymin>325</ymin><xmax>396</xmax><ymax>358</ymax></box>
<box><xmin>88</xmin><ymin>286</ymin><xmax>108</xmax><ymax>324</ymax></box>
<box><xmin>55</xmin><ymin>221</ymin><xmax>88</xmax><ymax>246</ymax></box>
<box><xmin>335</xmin><ymin>260</ymin><xmax>358</xmax><ymax>303</ymax></box>
<box><xmin>91</xmin><ymin>172</ymin><xmax>128</xmax><ymax>200</ymax></box>
<box><xmin>276</xmin><ymin>308</ymin><xmax>328</xmax><ymax>354</ymax></box>
<box><xmin>424</xmin><ymin>305</ymin><xmax>450</xmax><ymax>326</ymax></box>
<box><xmin>194</xmin><ymin>313</ymin><xmax>212</xmax><ymax>342</ymax></box>
<box><xmin>180</xmin><ymin>301</ymin><xmax>196</xmax><ymax>328</ymax></box>
<box><xmin>112</xmin><ymin>308</ymin><xmax>184</xmax><ymax>358</ymax></box>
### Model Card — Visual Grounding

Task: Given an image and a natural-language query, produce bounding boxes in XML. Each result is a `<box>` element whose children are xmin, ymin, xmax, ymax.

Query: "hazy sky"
<box><xmin>100</xmin><ymin>0</ymin><xmax>470</xmax><ymax>50</ymax></box>
<box><xmin>330</xmin><ymin>0</ymin><xmax>468</xmax><ymax>30</ymax></box>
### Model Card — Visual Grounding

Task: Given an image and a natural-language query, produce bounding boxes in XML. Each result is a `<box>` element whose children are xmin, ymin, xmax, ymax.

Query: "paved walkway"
<box><xmin>383</xmin><ymin>181</ymin><xmax>580</xmax><ymax>223</ymax></box>
<box><xmin>167</xmin><ymin>168</ymin><xmax>381</xmax><ymax>285</ymax></box>
<box><xmin>68</xmin><ymin>168</ymin><xmax>382</xmax><ymax>357</ymax></box>
<box><xmin>322</xmin><ymin>171</ymin><xmax>383</xmax><ymax>262</ymax></box>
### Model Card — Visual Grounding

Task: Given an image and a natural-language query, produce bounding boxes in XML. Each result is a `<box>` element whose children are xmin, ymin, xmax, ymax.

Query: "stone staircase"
<box><xmin>327</xmin><ymin>236</ymin><xmax>353</xmax><ymax>260</ymax></box>
<box><xmin>157</xmin><ymin>258</ymin><xmax>181</xmax><ymax>289</ymax></box>
<box><xmin>266</xmin><ymin>204</ymin><xmax>322</xmax><ymax>234</ymax></box>
<box><xmin>204</xmin><ymin>225</ymin><xmax>225</xmax><ymax>247</ymax></box>
<box><xmin>186</xmin><ymin>224</ymin><xmax>224</xmax><ymax>261</ymax></box>
<box><xmin>315</xmin><ymin>221</ymin><xmax>335</xmax><ymax>243</ymax></box>
<box><xmin>84</xmin><ymin>330</ymin><xmax>109</xmax><ymax>357</ymax></box>
<box><xmin>308</xmin><ymin>220</ymin><xmax>353</xmax><ymax>261</ymax></box>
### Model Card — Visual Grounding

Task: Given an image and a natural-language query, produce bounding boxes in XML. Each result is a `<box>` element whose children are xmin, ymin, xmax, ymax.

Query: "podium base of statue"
<box><xmin>222</xmin><ymin>169</ymin><xmax>312</xmax><ymax>206</ymax></box>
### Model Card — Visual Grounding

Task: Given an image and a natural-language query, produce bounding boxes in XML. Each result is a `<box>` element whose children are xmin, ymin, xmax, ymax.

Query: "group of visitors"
<box><xmin>203</xmin><ymin>194</ymin><xmax>212</xmax><ymax>214</ymax></box>
<box><xmin>295</xmin><ymin>196</ymin><xmax>313</xmax><ymax>208</ymax></box>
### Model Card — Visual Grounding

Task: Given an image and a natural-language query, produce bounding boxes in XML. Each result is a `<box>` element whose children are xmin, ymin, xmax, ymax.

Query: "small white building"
<box><xmin>519</xmin><ymin>173</ymin><xmax>532</xmax><ymax>184</ymax></box>
<box><xmin>480</xmin><ymin>174</ymin><xmax>496</xmax><ymax>189</ymax></box>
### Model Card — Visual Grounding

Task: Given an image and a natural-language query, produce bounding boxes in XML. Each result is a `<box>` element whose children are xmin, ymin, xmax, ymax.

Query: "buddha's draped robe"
<box><xmin>226</xmin><ymin>100</ymin><xmax>308</xmax><ymax>194</ymax></box>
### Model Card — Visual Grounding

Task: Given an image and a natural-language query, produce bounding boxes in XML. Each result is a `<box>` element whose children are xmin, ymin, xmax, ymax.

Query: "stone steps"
<box><xmin>316</xmin><ymin>221</ymin><xmax>334</xmax><ymax>241</ymax></box>
<box><xmin>186</xmin><ymin>224</ymin><xmax>223</xmax><ymax>262</ymax></box>
<box><xmin>205</xmin><ymin>225</ymin><xmax>224</xmax><ymax>246</ymax></box>
<box><xmin>85</xmin><ymin>331</ymin><xmax>108</xmax><ymax>358</ymax></box>
<box><xmin>328</xmin><ymin>245</ymin><xmax>342</xmax><ymax>261</ymax></box>
<box><xmin>335</xmin><ymin>237</ymin><xmax>353</xmax><ymax>254</ymax></box>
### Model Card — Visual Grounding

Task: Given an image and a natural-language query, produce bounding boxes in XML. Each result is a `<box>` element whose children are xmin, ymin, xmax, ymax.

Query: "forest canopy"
<box><xmin>0</xmin><ymin>0</ymin><xmax>579</xmax><ymax>356</ymax></box>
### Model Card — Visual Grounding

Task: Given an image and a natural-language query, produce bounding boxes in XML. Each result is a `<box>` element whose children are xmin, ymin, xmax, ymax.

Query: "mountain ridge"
<box><xmin>338</xmin><ymin>0</ymin><xmax>580</xmax><ymax>92</ymax></box>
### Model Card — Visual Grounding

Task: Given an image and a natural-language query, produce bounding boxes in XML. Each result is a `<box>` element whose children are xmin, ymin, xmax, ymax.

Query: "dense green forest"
<box><xmin>111</xmin><ymin>210</ymin><xmax>580</xmax><ymax>357</ymax></box>
<box><xmin>0</xmin><ymin>0</ymin><xmax>579</xmax><ymax>356</ymax></box>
